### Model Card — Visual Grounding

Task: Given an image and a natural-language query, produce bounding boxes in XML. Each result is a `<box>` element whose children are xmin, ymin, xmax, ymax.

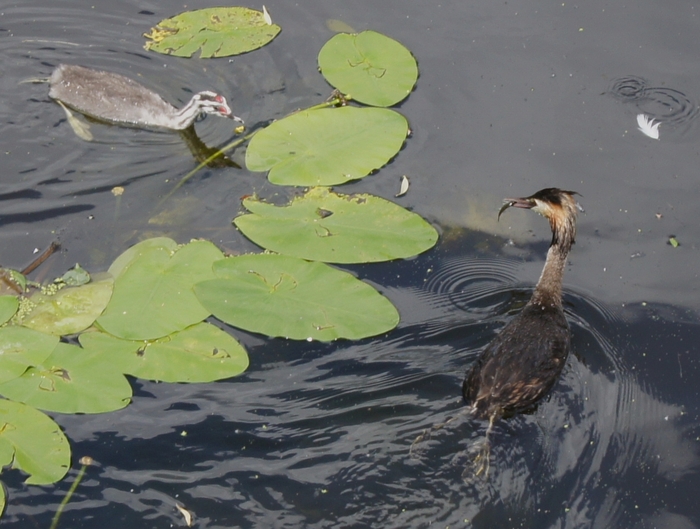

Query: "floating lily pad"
<box><xmin>144</xmin><ymin>7</ymin><xmax>281</xmax><ymax>58</ymax></box>
<box><xmin>97</xmin><ymin>240</ymin><xmax>223</xmax><ymax>341</ymax></box>
<box><xmin>0</xmin><ymin>399</ymin><xmax>70</xmax><ymax>484</ymax></box>
<box><xmin>234</xmin><ymin>187</ymin><xmax>438</xmax><ymax>263</ymax></box>
<box><xmin>108</xmin><ymin>237</ymin><xmax>178</xmax><ymax>279</ymax></box>
<box><xmin>245</xmin><ymin>106</ymin><xmax>408</xmax><ymax>186</ymax></box>
<box><xmin>0</xmin><ymin>343</ymin><xmax>132</xmax><ymax>414</ymax></box>
<box><xmin>21</xmin><ymin>274</ymin><xmax>114</xmax><ymax>336</ymax></box>
<box><xmin>0</xmin><ymin>483</ymin><xmax>4</xmax><ymax>517</ymax></box>
<box><xmin>318</xmin><ymin>31</ymin><xmax>418</xmax><ymax>107</ymax></box>
<box><xmin>80</xmin><ymin>323</ymin><xmax>248</xmax><ymax>383</ymax></box>
<box><xmin>194</xmin><ymin>254</ymin><xmax>399</xmax><ymax>341</ymax></box>
<box><xmin>0</xmin><ymin>327</ymin><xmax>58</xmax><ymax>384</ymax></box>
<box><xmin>0</xmin><ymin>296</ymin><xmax>18</xmax><ymax>325</ymax></box>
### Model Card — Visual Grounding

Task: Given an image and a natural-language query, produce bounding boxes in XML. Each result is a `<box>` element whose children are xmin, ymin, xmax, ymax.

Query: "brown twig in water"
<box><xmin>21</xmin><ymin>241</ymin><xmax>60</xmax><ymax>276</ymax></box>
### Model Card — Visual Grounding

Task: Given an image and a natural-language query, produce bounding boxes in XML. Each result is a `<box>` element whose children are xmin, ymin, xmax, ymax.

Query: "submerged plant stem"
<box><xmin>163</xmin><ymin>128</ymin><xmax>259</xmax><ymax>202</ymax></box>
<box><xmin>158</xmin><ymin>95</ymin><xmax>347</xmax><ymax>207</ymax></box>
<box><xmin>49</xmin><ymin>457</ymin><xmax>93</xmax><ymax>529</ymax></box>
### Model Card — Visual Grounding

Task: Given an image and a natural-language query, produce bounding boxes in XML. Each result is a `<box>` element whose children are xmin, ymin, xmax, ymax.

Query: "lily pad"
<box><xmin>108</xmin><ymin>237</ymin><xmax>178</xmax><ymax>279</ymax></box>
<box><xmin>245</xmin><ymin>106</ymin><xmax>408</xmax><ymax>186</ymax></box>
<box><xmin>97</xmin><ymin>240</ymin><xmax>223</xmax><ymax>341</ymax></box>
<box><xmin>0</xmin><ymin>343</ymin><xmax>132</xmax><ymax>414</ymax></box>
<box><xmin>0</xmin><ymin>296</ymin><xmax>18</xmax><ymax>326</ymax></box>
<box><xmin>80</xmin><ymin>323</ymin><xmax>248</xmax><ymax>383</ymax></box>
<box><xmin>194</xmin><ymin>254</ymin><xmax>399</xmax><ymax>341</ymax></box>
<box><xmin>0</xmin><ymin>399</ymin><xmax>70</xmax><ymax>484</ymax></box>
<box><xmin>234</xmin><ymin>187</ymin><xmax>438</xmax><ymax>263</ymax></box>
<box><xmin>0</xmin><ymin>327</ymin><xmax>58</xmax><ymax>384</ymax></box>
<box><xmin>318</xmin><ymin>31</ymin><xmax>418</xmax><ymax>107</ymax></box>
<box><xmin>144</xmin><ymin>7</ymin><xmax>281</xmax><ymax>58</ymax></box>
<box><xmin>21</xmin><ymin>274</ymin><xmax>114</xmax><ymax>336</ymax></box>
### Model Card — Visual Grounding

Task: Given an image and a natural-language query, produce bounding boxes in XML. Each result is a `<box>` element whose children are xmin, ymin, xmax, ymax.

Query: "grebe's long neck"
<box><xmin>530</xmin><ymin>213</ymin><xmax>576</xmax><ymax>307</ymax></box>
<box><xmin>172</xmin><ymin>96</ymin><xmax>208</xmax><ymax>130</ymax></box>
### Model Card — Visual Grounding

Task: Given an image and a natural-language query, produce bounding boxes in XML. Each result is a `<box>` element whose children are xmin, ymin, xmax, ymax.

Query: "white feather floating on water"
<box><xmin>636</xmin><ymin>113</ymin><xmax>660</xmax><ymax>140</ymax></box>
<box><xmin>396</xmin><ymin>175</ymin><xmax>409</xmax><ymax>197</ymax></box>
<box><xmin>262</xmin><ymin>5</ymin><xmax>272</xmax><ymax>25</ymax></box>
<box><xmin>175</xmin><ymin>503</ymin><xmax>194</xmax><ymax>527</ymax></box>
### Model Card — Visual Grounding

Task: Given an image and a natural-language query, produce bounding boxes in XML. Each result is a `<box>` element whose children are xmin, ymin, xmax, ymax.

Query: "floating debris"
<box><xmin>176</xmin><ymin>503</ymin><xmax>194</xmax><ymax>527</ymax></box>
<box><xmin>636</xmin><ymin>113</ymin><xmax>660</xmax><ymax>139</ymax></box>
<box><xmin>396</xmin><ymin>175</ymin><xmax>409</xmax><ymax>197</ymax></box>
<box><xmin>262</xmin><ymin>5</ymin><xmax>272</xmax><ymax>25</ymax></box>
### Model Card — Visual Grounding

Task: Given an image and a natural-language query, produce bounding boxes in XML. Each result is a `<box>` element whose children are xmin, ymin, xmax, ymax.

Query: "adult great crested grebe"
<box><xmin>462</xmin><ymin>187</ymin><xmax>582</xmax><ymax>475</ymax></box>
<box><xmin>48</xmin><ymin>64</ymin><xmax>242</xmax><ymax>131</ymax></box>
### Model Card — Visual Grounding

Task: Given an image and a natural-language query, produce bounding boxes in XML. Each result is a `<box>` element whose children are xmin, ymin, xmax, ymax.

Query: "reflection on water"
<box><xmin>4</xmin><ymin>234</ymin><xmax>699</xmax><ymax>529</ymax></box>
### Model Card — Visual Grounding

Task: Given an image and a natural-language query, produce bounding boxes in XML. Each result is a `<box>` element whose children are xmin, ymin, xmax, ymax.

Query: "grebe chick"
<box><xmin>462</xmin><ymin>188</ymin><xmax>581</xmax><ymax>474</ymax></box>
<box><xmin>48</xmin><ymin>64</ymin><xmax>242</xmax><ymax>131</ymax></box>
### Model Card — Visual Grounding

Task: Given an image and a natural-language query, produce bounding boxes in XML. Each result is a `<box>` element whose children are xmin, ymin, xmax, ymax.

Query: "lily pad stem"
<box><xmin>50</xmin><ymin>456</ymin><xmax>94</xmax><ymax>529</ymax></box>
<box><xmin>159</xmin><ymin>93</ymin><xmax>349</xmax><ymax>206</ymax></box>
<box><xmin>159</xmin><ymin>127</ymin><xmax>261</xmax><ymax>206</ymax></box>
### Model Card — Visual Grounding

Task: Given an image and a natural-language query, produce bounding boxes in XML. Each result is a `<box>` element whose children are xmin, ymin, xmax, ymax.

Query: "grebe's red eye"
<box><xmin>218</xmin><ymin>106</ymin><xmax>228</xmax><ymax>114</ymax></box>
<box><xmin>215</xmin><ymin>95</ymin><xmax>224</xmax><ymax>103</ymax></box>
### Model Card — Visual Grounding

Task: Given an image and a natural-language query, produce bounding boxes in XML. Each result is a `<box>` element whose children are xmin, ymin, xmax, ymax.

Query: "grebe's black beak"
<box><xmin>498</xmin><ymin>197</ymin><xmax>535</xmax><ymax>220</ymax></box>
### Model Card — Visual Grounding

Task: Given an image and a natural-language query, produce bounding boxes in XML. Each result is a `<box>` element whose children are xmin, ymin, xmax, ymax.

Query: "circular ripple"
<box><xmin>608</xmin><ymin>75</ymin><xmax>650</xmax><ymax>102</ymax></box>
<box><xmin>636</xmin><ymin>87</ymin><xmax>699</xmax><ymax>125</ymax></box>
<box><xmin>424</xmin><ymin>256</ymin><xmax>522</xmax><ymax>313</ymax></box>
<box><xmin>608</xmin><ymin>75</ymin><xmax>699</xmax><ymax>130</ymax></box>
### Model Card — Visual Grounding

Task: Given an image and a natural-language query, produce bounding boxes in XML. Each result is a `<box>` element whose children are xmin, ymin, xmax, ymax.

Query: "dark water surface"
<box><xmin>1</xmin><ymin>0</ymin><xmax>700</xmax><ymax>527</ymax></box>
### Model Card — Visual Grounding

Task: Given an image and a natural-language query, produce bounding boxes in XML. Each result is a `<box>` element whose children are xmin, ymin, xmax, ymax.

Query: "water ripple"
<box><xmin>608</xmin><ymin>75</ymin><xmax>700</xmax><ymax>137</ymax></box>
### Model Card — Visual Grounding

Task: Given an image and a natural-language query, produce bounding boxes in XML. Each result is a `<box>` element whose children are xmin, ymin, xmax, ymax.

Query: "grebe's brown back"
<box><xmin>463</xmin><ymin>188</ymin><xmax>581</xmax><ymax>423</ymax></box>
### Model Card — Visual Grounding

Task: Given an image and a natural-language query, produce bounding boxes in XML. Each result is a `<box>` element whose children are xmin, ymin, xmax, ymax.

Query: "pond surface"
<box><xmin>2</xmin><ymin>0</ymin><xmax>700</xmax><ymax>527</ymax></box>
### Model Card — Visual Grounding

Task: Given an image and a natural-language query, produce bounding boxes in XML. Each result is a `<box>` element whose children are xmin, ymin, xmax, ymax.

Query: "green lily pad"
<box><xmin>318</xmin><ymin>31</ymin><xmax>418</xmax><ymax>107</ymax></box>
<box><xmin>234</xmin><ymin>187</ymin><xmax>439</xmax><ymax>263</ymax></box>
<box><xmin>194</xmin><ymin>254</ymin><xmax>399</xmax><ymax>341</ymax></box>
<box><xmin>108</xmin><ymin>237</ymin><xmax>178</xmax><ymax>279</ymax></box>
<box><xmin>245</xmin><ymin>106</ymin><xmax>408</xmax><ymax>186</ymax></box>
<box><xmin>0</xmin><ymin>399</ymin><xmax>70</xmax><ymax>484</ymax></box>
<box><xmin>80</xmin><ymin>323</ymin><xmax>248</xmax><ymax>383</ymax></box>
<box><xmin>0</xmin><ymin>327</ymin><xmax>58</xmax><ymax>384</ymax></box>
<box><xmin>21</xmin><ymin>274</ymin><xmax>114</xmax><ymax>336</ymax></box>
<box><xmin>97</xmin><ymin>240</ymin><xmax>223</xmax><ymax>341</ymax></box>
<box><xmin>144</xmin><ymin>7</ymin><xmax>281</xmax><ymax>58</ymax></box>
<box><xmin>0</xmin><ymin>482</ymin><xmax>5</xmax><ymax>517</ymax></box>
<box><xmin>0</xmin><ymin>296</ymin><xmax>18</xmax><ymax>325</ymax></box>
<box><xmin>0</xmin><ymin>343</ymin><xmax>132</xmax><ymax>414</ymax></box>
